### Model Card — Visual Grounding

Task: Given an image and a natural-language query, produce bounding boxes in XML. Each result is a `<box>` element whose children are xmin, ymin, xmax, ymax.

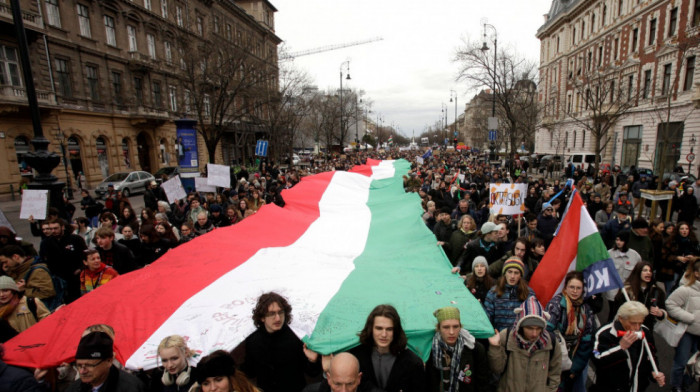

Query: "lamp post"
<box><xmin>481</xmin><ymin>22</ymin><xmax>497</xmax><ymax>158</ymax></box>
<box><xmin>450</xmin><ymin>90</ymin><xmax>458</xmax><ymax>146</ymax></box>
<box><xmin>355</xmin><ymin>98</ymin><xmax>361</xmax><ymax>152</ymax></box>
<box><xmin>441</xmin><ymin>103</ymin><xmax>447</xmax><ymax>146</ymax></box>
<box><xmin>339</xmin><ymin>61</ymin><xmax>351</xmax><ymax>150</ymax></box>
<box><xmin>689</xmin><ymin>134</ymin><xmax>697</xmax><ymax>173</ymax></box>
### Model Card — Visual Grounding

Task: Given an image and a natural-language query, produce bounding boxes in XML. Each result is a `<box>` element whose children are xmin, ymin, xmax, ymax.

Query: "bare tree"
<box><xmin>454</xmin><ymin>40</ymin><xmax>541</xmax><ymax>159</ymax></box>
<box><xmin>177</xmin><ymin>33</ymin><xmax>277</xmax><ymax>163</ymax></box>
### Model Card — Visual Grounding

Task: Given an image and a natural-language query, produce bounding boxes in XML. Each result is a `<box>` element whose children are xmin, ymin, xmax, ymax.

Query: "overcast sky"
<box><xmin>274</xmin><ymin>0</ymin><xmax>553</xmax><ymax>138</ymax></box>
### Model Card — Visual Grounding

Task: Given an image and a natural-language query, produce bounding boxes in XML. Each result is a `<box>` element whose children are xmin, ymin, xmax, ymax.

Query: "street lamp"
<box><xmin>481</xmin><ymin>22</ymin><xmax>497</xmax><ymax>158</ymax></box>
<box><xmin>450</xmin><ymin>90</ymin><xmax>458</xmax><ymax>146</ymax></box>
<box><xmin>339</xmin><ymin>61</ymin><xmax>351</xmax><ymax>150</ymax></box>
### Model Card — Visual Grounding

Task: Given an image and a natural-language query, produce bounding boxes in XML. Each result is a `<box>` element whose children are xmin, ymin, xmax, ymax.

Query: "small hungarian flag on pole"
<box><xmin>529</xmin><ymin>188</ymin><xmax>624</xmax><ymax>305</ymax></box>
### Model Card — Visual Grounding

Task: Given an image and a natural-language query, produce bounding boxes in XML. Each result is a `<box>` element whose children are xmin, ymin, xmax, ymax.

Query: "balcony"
<box><xmin>127</xmin><ymin>51</ymin><xmax>159</xmax><ymax>71</ymax></box>
<box><xmin>0</xmin><ymin>3</ymin><xmax>44</xmax><ymax>31</ymax></box>
<box><xmin>0</xmin><ymin>85</ymin><xmax>56</xmax><ymax>105</ymax></box>
<box><xmin>130</xmin><ymin>105</ymin><xmax>170</xmax><ymax>127</ymax></box>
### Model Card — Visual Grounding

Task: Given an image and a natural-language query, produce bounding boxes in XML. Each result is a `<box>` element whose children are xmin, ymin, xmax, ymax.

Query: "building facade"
<box><xmin>535</xmin><ymin>0</ymin><xmax>699</xmax><ymax>174</ymax></box>
<box><xmin>0</xmin><ymin>0</ymin><xmax>280</xmax><ymax>195</ymax></box>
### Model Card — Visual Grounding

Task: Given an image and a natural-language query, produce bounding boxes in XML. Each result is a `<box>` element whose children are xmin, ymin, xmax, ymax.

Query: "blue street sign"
<box><xmin>255</xmin><ymin>140</ymin><xmax>268</xmax><ymax>157</ymax></box>
<box><xmin>488</xmin><ymin>130</ymin><xmax>497</xmax><ymax>141</ymax></box>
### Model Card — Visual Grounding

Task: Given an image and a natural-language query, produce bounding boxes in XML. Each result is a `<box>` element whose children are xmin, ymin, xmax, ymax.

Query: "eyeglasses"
<box><xmin>74</xmin><ymin>359</ymin><xmax>105</xmax><ymax>371</ymax></box>
<box><xmin>265</xmin><ymin>310</ymin><xmax>285</xmax><ymax>318</ymax></box>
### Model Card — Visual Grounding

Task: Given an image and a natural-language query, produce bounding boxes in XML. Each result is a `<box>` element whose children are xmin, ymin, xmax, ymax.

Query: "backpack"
<box><xmin>23</xmin><ymin>259</ymin><xmax>65</xmax><ymax>312</ymax></box>
<box><xmin>26</xmin><ymin>296</ymin><xmax>39</xmax><ymax>321</ymax></box>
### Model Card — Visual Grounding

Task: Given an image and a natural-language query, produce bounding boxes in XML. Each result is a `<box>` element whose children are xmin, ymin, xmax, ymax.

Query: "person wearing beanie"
<box><xmin>483</xmin><ymin>256</ymin><xmax>537</xmax><ymax>331</ymax></box>
<box><xmin>426</xmin><ymin>307</ymin><xmax>489</xmax><ymax>392</ymax></box>
<box><xmin>0</xmin><ymin>275</ymin><xmax>49</xmax><ymax>337</ymax></box>
<box><xmin>67</xmin><ymin>331</ymin><xmax>145</xmax><ymax>392</ymax></box>
<box><xmin>349</xmin><ymin>304</ymin><xmax>424</xmax><ymax>392</ymax></box>
<box><xmin>196</xmin><ymin>350</ymin><xmax>258</xmax><ymax>392</ymax></box>
<box><xmin>545</xmin><ymin>271</ymin><xmax>596</xmax><ymax>392</ymax></box>
<box><xmin>434</xmin><ymin>207</ymin><xmax>455</xmax><ymax>254</ymax></box>
<box><xmin>488</xmin><ymin>297</ymin><xmax>561</xmax><ymax>392</ymax></box>
<box><xmin>464</xmin><ymin>256</ymin><xmax>495</xmax><ymax>304</ymax></box>
<box><xmin>606</xmin><ymin>231</ymin><xmax>642</xmax><ymax>322</ymax></box>
<box><xmin>627</xmin><ymin>217</ymin><xmax>653</xmax><ymax>263</ymax></box>
<box><xmin>488</xmin><ymin>238</ymin><xmax>540</xmax><ymax>281</ymax></box>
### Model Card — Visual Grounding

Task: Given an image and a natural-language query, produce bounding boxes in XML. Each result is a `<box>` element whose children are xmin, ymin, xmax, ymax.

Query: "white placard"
<box><xmin>489</xmin><ymin>183</ymin><xmax>528</xmax><ymax>215</ymax></box>
<box><xmin>162</xmin><ymin>176</ymin><xmax>187</xmax><ymax>204</ymax></box>
<box><xmin>19</xmin><ymin>189</ymin><xmax>49</xmax><ymax>220</ymax></box>
<box><xmin>416</xmin><ymin>156</ymin><xmax>424</xmax><ymax>165</ymax></box>
<box><xmin>0</xmin><ymin>208</ymin><xmax>15</xmax><ymax>233</ymax></box>
<box><xmin>458</xmin><ymin>174</ymin><xmax>465</xmax><ymax>182</ymax></box>
<box><xmin>206</xmin><ymin>164</ymin><xmax>231</xmax><ymax>188</ymax></box>
<box><xmin>195</xmin><ymin>177</ymin><xmax>217</xmax><ymax>193</ymax></box>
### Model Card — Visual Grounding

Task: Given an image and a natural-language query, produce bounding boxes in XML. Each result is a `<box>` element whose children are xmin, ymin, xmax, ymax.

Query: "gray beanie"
<box><xmin>0</xmin><ymin>276</ymin><xmax>18</xmax><ymax>291</ymax></box>
<box><xmin>472</xmin><ymin>256</ymin><xmax>488</xmax><ymax>272</ymax></box>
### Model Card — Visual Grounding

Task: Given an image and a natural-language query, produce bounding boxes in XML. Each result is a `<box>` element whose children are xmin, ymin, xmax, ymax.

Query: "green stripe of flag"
<box><xmin>576</xmin><ymin>233</ymin><xmax>610</xmax><ymax>270</ymax></box>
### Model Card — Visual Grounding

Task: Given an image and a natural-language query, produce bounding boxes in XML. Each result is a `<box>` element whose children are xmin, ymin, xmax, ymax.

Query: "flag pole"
<box><xmin>620</xmin><ymin>289</ymin><xmax>660</xmax><ymax>374</ymax></box>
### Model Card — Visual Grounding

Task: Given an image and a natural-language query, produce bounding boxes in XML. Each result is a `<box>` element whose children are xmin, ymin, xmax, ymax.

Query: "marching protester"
<box><xmin>197</xmin><ymin>350</ymin><xmax>258</xmax><ymax>392</ymax></box>
<box><xmin>483</xmin><ymin>256</ymin><xmax>537</xmax><ymax>331</ymax></box>
<box><xmin>426</xmin><ymin>306</ymin><xmax>489</xmax><ymax>392</ymax></box>
<box><xmin>605</xmin><ymin>231</ymin><xmax>642</xmax><ymax>321</ymax></box>
<box><xmin>662</xmin><ymin>221</ymin><xmax>699</xmax><ymax>293</ymax></box>
<box><xmin>0</xmin><ymin>276</ymin><xmax>50</xmax><ymax>337</ymax></box>
<box><xmin>153</xmin><ymin>335</ymin><xmax>198</xmax><ymax>392</ymax></box>
<box><xmin>79</xmin><ymin>250</ymin><xmax>119</xmax><ymax>296</ymax></box>
<box><xmin>613</xmin><ymin>261</ymin><xmax>666</xmax><ymax>331</ymax></box>
<box><xmin>464</xmin><ymin>256</ymin><xmax>495</xmax><ymax>304</ymax></box>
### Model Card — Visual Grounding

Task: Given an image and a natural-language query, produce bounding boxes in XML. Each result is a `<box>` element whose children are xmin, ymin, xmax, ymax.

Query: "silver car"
<box><xmin>94</xmin><ymin>171</ymin><xmax>156</xmax><ymax>198</ymax></box>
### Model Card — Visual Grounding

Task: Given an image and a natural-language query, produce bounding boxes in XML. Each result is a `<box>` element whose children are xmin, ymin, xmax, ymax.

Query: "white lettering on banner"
<box><xmin>585</xmin><ymin>267</ymin><xmax>612</xmax><ymax>292</ymax></box>
<box><xmin>488</xmin><ymin>183</ymin><xmax>527</xmax><ymax>216</ymax></box>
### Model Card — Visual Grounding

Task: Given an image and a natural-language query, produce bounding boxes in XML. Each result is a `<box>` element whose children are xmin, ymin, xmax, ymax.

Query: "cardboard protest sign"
<box><xmin>489</xmin><ymin>183</ymin><xmax>527</xmax><ymax>215</ymax></box>
<box><xmin>20</xmin><ymin>189</ymin><xmax>49</xmax><ymax>220</ymax></box>
<box><xmin>206</xmin><ymin>164</ymin><xmax>230</xmax><ymax>188</ymax></box>
<box><xmin>162</xmin><ymin>176</ymin><xmax>187</xmax><ymax>204</ymax></box>
<box><xmin>195</xmin><ymin>177</ymin><xmax>217</xmax><ymax>193</ymax></box>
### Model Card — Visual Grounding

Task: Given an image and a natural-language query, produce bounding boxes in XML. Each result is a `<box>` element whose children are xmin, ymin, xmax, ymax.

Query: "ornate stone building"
<box><xmin>535</xmin><ymin>0</ymin><xmax>699</xmax><ymax>173</ymax></box>
<box><xmin>0</xmin><ymin>0</ymin><xmax>280</xmax><ymax>194</ymax></box>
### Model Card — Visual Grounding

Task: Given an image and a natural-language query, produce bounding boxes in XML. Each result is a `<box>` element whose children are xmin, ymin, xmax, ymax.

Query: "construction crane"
<box><xmin>279</xmin><ymin>37</ymin><xmax>383</xmax><ymax>61</ymax></box>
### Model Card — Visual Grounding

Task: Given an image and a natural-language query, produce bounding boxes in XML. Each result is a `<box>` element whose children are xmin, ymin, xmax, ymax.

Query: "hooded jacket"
<box><xmin>488</xmin><ymin>297</ymin><xmax>561</xmax><ymax>392</ymax></box>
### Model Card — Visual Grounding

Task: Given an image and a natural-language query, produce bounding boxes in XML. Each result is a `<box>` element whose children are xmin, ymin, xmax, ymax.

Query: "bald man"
<box><xmin>315</xmin><ymin>353</ymin><xmax>385</xmax><ymax>392</ymax></box>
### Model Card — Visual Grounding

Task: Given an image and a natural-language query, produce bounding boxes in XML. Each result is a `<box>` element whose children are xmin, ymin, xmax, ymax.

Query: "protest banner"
<box><xmin>195</xmin><ymin>177</ymin><xmax>217</xmax><ymax>193</ymax></box>
<box><xmin>206</xmin><ymin>164</ymin><xmax>230</xmax><ymax>188</ymax></box>
<box><xmin>162</xmin><ymin>176</ymin><xmax>187</xmax><ymax>204</ymax></box>
<box><xmin>19</xmin><ymin>189</ymin><xmax>49</xmax><ymax>220</ymax></box>
<box><xmin>489</xmin><ymin>183</ymin><xmax>527</xmax><ymax>215</ymax></box>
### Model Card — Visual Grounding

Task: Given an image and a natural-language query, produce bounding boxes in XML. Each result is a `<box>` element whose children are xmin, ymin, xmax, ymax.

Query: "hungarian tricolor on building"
<box><xmin>3</xmin><ymin>159</ymin><xmax>492</xmax><ymax>370</ymax></box>
<box><xmin>529</xmin><ymin>188</ymin><xmax>624</xmax><ymax>305</ymax></box>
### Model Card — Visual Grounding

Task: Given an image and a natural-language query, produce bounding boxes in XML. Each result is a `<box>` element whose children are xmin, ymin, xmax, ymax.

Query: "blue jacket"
<box><xmin>483</xmin><ymin>284</ymin><xmax>536</xmax><ymax>331</ymax></box>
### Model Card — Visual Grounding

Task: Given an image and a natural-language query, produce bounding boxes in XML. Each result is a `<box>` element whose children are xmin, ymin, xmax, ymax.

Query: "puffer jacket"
<box><xmin>666</xmin><ymin>280</ymin><xmax>700</xmax><ymax>336</ymax></box>
<box><xmin>483</xmin><ymin>285</ymin><xmax>536</xmax><ymax>331</ymax></box>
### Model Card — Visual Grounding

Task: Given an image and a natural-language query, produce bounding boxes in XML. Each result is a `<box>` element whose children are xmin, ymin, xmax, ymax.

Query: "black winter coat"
<box><xmin>66</xmin><ymin>365</ymin><xmax>146</xmax><ymax>392</ymax></box>
<box><xmin>425</xmin><ymin>341</ymin><xmax>490</xmax><ymax>392</ymax></box>
<box><xmin>0</xmin><ymin>360</ymin><xmax>47</xmax><ymax>392</ymax></box>
<box><xmin>349</xmin><ymin>344</ymin><xmax>425</xmax><ymax>392</ymax></box>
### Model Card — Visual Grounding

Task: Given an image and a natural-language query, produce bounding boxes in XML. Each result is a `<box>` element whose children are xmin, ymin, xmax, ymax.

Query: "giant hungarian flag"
<box><xmin>3</xmin><ymin>159</ymin><xmax>492</xmax><ymax>370</ymax></box>
<box><xmin>529</xmin><ymin>189</ymin><xmax>624</xmax><ymax>305</ymax></box>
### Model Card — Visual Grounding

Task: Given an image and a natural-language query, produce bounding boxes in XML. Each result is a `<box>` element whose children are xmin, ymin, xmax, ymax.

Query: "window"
<box><xmin>618</xmin><ymin>0</ymin><xmax>623</xmax><ymax>15</ymax></box>
<box><xmin>134</xmin><ymin>77</ymin><xmax>143</xmax><ymax>106</ymax></box>
<box><xmin>588</xmin><ymin>51</ymin><xmax>593</xmax><ymax>70</ymax></box>
<box><xmin>685</xmin><ymin>56</ymin><xmax>696</xmax><ymax>91</ymax></box>
<box><xmin>203</xmin><ymin>94</ymin><xmax>210</xmax><ymax>116</ymax></box>
<box><xmin>45</xmin><ymin>0</ymin><xmax>61</xmax><ymax>27</ymax></box>
<box><xmin>152</xmin><ymin>81</ymin><xmax>162</xmax><ymax>108</ymax></box>
<box><xmin>591</xmin><ymin>14</ymin><xmax>595</xmax><ymax>32</ymax></box>
<box><xmin>573</xmin><ymin>130</ymin><xmax>577</xmax><ymax>148</ymax></box>
<box><xmin>214</xmin><ymin>16</ymin><xmax>220</xmax><ymax>33</ymax></box>
<box><xmin>176</xmin><ymin>6</ymin><xmax>183</xmax><ymax>27</ymax></box>
<box><xmin>614</xmin><ymin>38</ymin><xmax>619</xmax><ymax>60</ymax></box>
<box><xmin>621</xmin><ymin>125</ymin><xmax>642</xmax><ymax>168</ymax></box>
<box><xmin>0</xmin><ymin>46</ymin><xmax>21</xmax><ymax>86</ymax></box>
<box><xmin>597</xmin><ymin>45</ymin><xmax>603</xmax><ymax>66</ymax></box>
<box><xmin>628</xmin><ymin>74</ymin><xmax>634</xmax><ymax>98</ymax></box>
<box><xmin>662</xmin><ymin>63</ymin><xmax>672</xmax><ymax>95</ymax></box>
<box><xmin>649</xmin><ymin>18</ymin><xmax>656</xmax><ymax>45</ymax></box>
<box><xmin>609</xmin><ymin>80</ymin><xmax>615</xmax><ymax>103</ymax></box>
<box><xmin>86</xmin><ymin>65</ymin><xmax>99</xmax><ymax>101</ymax></box>
<box><xmin>632</xmin><ymin>28</ymin><xmax>638</xmax><ymax>52</ymax></box>
<box><xmin>643</xmin><ymin>69</ymin><xmax>652</xmax><ymax>98</ymax></box>
<box><xmin>168</xmin><ymin>85</ymin><xmax>177</xmax><ymax>111</ymax></box>
<box><xmin>127</xmin><ymin>26</ymin><xmax>137</xmax><ymax>51</ymax></box>
<box><xmin>164</xmin><ymin>41</ymin><xmax>172</xmax><ymax>63</ymax></box>
<box><xmin>111</xmin><ymin>71</ymin><xmax>122</xmax><ymax>105</ymax></box>
<box><xmin>161</xmin><ymin>0</ymin><xmax>168</xmax><ymax>18</ymax></box>
<box><xmin>669</xmin><ymin>8</ymin><xmax>678</xmax><ymax>37</ymax></box>
<box><xmin>147</xmin><ymin>34</ymin><xmax>156</xmax><ymax>59</ymax></box>
<box><xmin>196</xmin><ymin>16</ymin><xmax>204</xmax><ymax>36</ymax></box>
<box><xmin>55</xmin><ymin>58</ymin><xmax>72</xmax><ymax>97</ymax></box>
<box><xmin>77</xmin><ymin>4</ymin><xmax>91</xmax><ymax>38</ymax></box>
<box><xmin>226</xmin><ymin>23</ymin><xmax>232</xmax><ymax>40</ymax></box>
<box><xmin>144</xmin><ymin>0</ymin><xmax>151</xmax><ymax>10</ymax></box>
<box><xmin>695</xmin><ymin>0</ymin><xmax>700</xmax><ymax>26</ymax></box>
<box><xmin>104</xmin><ymin>16</ymin><xmax>116</xmax><ymax>46</ymax></box>
<box><xmin>581</xmin><ymin>21</ymin><xmax>585</xmax><ymax>39</ymax></box>
<box><xmin>556</xmin><ymin>36</ymin><xmax>560</xmax><ymax>52</ymax></box>
<box><xmin>572</xmin><ymin>28</ymin><xmax>576</xmax><ymax>45</ymax></box>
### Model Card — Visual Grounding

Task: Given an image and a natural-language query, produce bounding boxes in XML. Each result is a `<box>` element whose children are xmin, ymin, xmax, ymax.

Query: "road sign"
<box><xmin>487</xmin><ymin>117</ymin><xmax>498</xmax><ymax>130</ymax></box>
<box><xmin>488</xmin><ymin>130</ymin><xmax>497</xmax><ymax>141</ymax></box>
<box><xmin>255</xmin><ymin>140</ymin><xmax>268</xmax><ymax>157</ymax></box>
<box><xmin>687</xmin><ymin>153</ymin><xmax>695</xmax><ymax>162</ymax></box>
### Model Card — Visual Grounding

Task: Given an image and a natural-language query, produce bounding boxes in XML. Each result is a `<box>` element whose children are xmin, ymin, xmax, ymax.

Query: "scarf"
<box><xmin>0</xmin><ymin>295</ymin><xmax>20</xmax><ymax>320</ymax></box>
<box><xmin>513</xmin><ymin>325</ymin><xmax>549</xmax><ymax>354</ymax></box>
<box><xmin>431</xmin><ymin>329</ymin><xmax>476</xmax><ymax>392</ymax></box>
<box><xmin>563</xmin><ymin>293</ymin><xmax>586</xmax><ymax>336</ymax></box>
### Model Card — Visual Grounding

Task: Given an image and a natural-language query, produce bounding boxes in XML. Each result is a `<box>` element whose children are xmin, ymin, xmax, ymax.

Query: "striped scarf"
<box><xmin>563</xmin><ymin>293</ymin><xmax>586</xmax><ymax>336</ymax></box>
<box><xmin>431</xmin><ymin>329</ymin><xmax>475</xmax><ymax>392</ymax></box>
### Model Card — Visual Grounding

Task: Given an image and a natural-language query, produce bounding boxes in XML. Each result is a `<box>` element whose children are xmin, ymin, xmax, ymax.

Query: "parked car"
<box><xmin>567</xmin><ymin>153</ymin><xmax>596</xmax><ymax>167</ymax></box>
<box><xmin>94</xmin><ymin>171</ymin><xmax>156</xmax><ymax>198</ymax></box>
<box><xmin>540</xmin><ymin>155</ymin><xmax>564</xmax><ymax>170</ymax></box>
<box><xmin>153</xmin><ymin>166</ymin><xmax>180</xmax><ymax>184</ymax></box>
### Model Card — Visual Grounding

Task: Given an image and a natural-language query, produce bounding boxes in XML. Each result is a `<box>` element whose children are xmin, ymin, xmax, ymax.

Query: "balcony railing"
<box><xmin>0</xmin><ymin>85</ymin><xmax>55</xmax><ymax>105</ymax></box>
<box><xmin>0</xmin><ymin>3</ymin><xmax>44</xmax><ymax>30</ymax></box>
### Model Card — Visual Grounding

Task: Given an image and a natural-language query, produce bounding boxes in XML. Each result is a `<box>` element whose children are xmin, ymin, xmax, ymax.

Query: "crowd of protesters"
<box><xmin>1</xmin><ymin>149</ymin><xmax>700</xmax><ymax>391</ymax></box>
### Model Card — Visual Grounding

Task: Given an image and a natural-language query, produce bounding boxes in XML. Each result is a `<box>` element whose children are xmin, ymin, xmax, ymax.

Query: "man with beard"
<box><xmin>39</xmin><ymin>218</ymin><xmax>86</xmax><ymax>304</ymax></box>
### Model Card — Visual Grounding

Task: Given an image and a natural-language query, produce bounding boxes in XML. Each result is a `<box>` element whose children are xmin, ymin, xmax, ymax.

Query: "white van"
<box><xmin>567</xmin><ymin>153</ymin><xmax>596</xmax><ymax>167</ymax></box>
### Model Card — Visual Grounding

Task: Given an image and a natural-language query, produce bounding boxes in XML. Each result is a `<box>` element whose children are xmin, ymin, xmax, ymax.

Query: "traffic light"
<box><xmin>453</xmin><ymin>138</ymin><xmax>458</xmax><ymax>147</ymax></box>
